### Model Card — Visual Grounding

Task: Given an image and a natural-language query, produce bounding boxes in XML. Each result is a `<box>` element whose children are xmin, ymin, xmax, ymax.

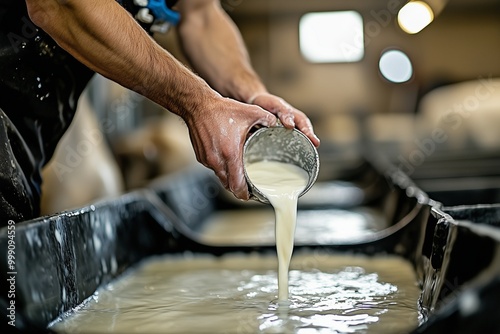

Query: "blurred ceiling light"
<box><xmin>379</xmin><ymin>50</ymin><xmax>413</xmax><ymax>83</ymax></box>
<box><xmin>398</xmin><ymin>1</ymin><xmax>434</xmax><ymax>34</ymax></box>
<box><xmin>299</xmin><ymin>11</ymin><xmax>364</xmax><ymax>63</ymax></box>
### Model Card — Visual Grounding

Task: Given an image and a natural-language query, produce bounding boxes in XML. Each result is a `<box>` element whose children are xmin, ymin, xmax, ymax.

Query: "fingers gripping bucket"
<box><xmin>243</xmin><ymin>126</ymin><xmax>320</xmax><ymax>204</ymax></box>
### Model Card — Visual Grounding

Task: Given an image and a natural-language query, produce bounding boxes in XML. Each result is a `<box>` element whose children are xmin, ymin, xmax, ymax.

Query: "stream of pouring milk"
<box><xmin>245</xmin><ymin>160</ymin><xmax>309</xmax><ymax>300</ymax></box>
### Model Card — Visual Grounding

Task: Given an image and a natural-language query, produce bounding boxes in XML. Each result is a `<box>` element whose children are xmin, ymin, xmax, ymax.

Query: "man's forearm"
<box><xmin>176</xmin><ymin>0</ymin><xmax>267</xmax><ymax>103</ymax></box>
<box><xmin>25</xmin><ymin>0</ymin><xmax>220</xmax><ymax>120</ymax></box>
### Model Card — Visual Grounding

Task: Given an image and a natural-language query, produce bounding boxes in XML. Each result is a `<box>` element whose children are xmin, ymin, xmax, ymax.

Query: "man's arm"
<box><xmin>175</xmin><ymin>0</ymin><xmax>264</xmax><ymax>103</ymax></box>
<box><xmin>25</xmin><ymin>0</ymin><xmax>279</xmax><ymax>200</ymax></box>
<box><xmin>175</xmin><ymin>0</ymin><xmax>320</xmax><ymax>147</ymax></box>
<box><xmin>26</xmin><ymin>0</ymin><xmax>214</xmax><ymax>119</ymax></box>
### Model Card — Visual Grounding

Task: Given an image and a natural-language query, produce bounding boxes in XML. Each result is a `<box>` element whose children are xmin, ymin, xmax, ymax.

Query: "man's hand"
<box><xmin>182</xmin><ymin>96</ymin><xmax>278</xmax><ymax>200</ymax></box>
<box><xmin>248</xmin><ymin>93</ymin><xmax>320</xmax><ymax>148</ymax></box>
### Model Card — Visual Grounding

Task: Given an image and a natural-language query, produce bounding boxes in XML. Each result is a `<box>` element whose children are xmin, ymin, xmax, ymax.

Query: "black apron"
<box><xmin>0</xmin><ymin>0</ymin><xmax>177</xmax><ymax>225</ymax></box>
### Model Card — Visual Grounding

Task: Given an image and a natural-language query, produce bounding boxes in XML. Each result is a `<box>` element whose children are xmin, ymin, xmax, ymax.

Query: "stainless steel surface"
<box><xmin>243</xmin><ymin>126</ymin><xmax>320</xmax><ymax>204</ymax></box>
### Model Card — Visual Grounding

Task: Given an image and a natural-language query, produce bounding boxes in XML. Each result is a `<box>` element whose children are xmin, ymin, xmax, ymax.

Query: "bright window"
<box><xmin>299</xmin><ymin>11</ymin><xmax>364</xmax><ymax>63</ymax></box>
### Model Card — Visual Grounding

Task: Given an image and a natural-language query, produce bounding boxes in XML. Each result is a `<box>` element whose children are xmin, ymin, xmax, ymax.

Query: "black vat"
<box><xmin>0</xmin><ymin>160</ymin><xmax>499</xmax><ymax>333</ymax></box>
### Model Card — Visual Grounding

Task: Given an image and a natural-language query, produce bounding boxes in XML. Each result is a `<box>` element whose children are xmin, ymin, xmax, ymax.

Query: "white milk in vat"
<box><xmin>50</xmin><ymin>252</ymin><xmax>422</xmax><ymax>334</ymax></box>
<box><xmin>49</xmin><ymin>162</ymin><xmax>423</xmax><ymax>333</ymax></box>
<box><xmin>245</xmin><ymin>160</ymin><xmax>309</xmax><ymax>300</ymax></box>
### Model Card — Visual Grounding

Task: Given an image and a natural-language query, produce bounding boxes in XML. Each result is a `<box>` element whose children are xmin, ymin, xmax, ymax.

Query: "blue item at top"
<box><xmin>147</xmin><ymin>0</ymin><xmax>181</xmax><ymax>25</ymax></box>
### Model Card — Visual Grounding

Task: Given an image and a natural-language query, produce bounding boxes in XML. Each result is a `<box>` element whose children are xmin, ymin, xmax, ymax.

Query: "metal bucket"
<box><xmin>243</xmin><ymin>126</ymin><xmax>320</xmax><ymax>204</ymax></box>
